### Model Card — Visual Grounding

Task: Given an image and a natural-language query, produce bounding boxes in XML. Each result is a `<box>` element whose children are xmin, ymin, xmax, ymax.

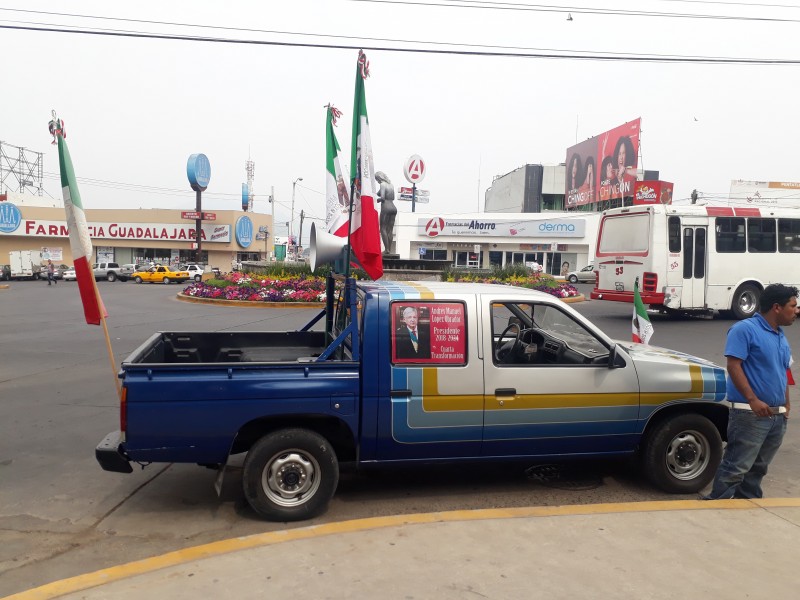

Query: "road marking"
<box><xmin>6</xmin><ymin>497</ymin><xmax>800</xmax><ymax>600</ymax></box>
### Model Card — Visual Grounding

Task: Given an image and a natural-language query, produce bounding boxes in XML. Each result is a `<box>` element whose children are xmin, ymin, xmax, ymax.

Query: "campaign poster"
<box><xmin>564</xmin><ymin>137</ymin><xmax>598</xmax><ymax>208</ymax></box>
<box><xmin>597</xmin><ymin>119</ymin><xmax>641</xmax><ymax>203</ymax></box>
<box><xmin>392</xmin><ymin>302</ymin><xmax>467</xmax><ymax>364</ymax></box>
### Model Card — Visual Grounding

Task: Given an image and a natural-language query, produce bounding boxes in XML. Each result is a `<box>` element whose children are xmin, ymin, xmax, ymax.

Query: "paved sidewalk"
<box><xmin>6</xmin><ymin>499</ymin><xmax>800</xmax><ymax>600</ymax></box>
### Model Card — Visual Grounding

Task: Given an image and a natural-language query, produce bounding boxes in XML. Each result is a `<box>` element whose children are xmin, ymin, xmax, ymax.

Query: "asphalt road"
<box><xmin>1</xmin><ymin>280</ymin><xmax>799</xmax><ymax>596</ymax></box>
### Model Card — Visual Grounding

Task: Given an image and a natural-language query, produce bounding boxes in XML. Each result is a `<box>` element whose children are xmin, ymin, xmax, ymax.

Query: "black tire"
<box><xmin>33</xmin><ymin>273</ymin><xmax>40</xmax><ymax>280</ymax></box>
<box><xmin>162</xmin><ymin>277</ymin><xmax>170</xmax><ymax>284</ymax></box>
<box><xmin>194</xmin><ymin>274</ymin><xmax>202</xmax><ymax>282</ymax></box>
<box><xmin>641</xmin><ymin>413</ymin><xmax>722</xmax><ymax>493</ymax></box>
<box><xmin>134</xmin><ymin>276</ymin><xmax>143</xmax><ymax>284</ymax></box>
<box><xmin>568</xmin><ymin>274</ymin><xmax>578</xmax><ymax>284</ymax></box>
<box><xmin>107</xmin><ymin>272</ymin><xmax>117</xmax><ymax>282</ymax></box>
<box><xmin>243</xmin><ymin>428</ymin><xmax>339</xmax><ymax>521</ymax></box>
<box><xmin>730</xmin><ymin>283</ymin><xmax>760</xmax><ymax>320</ymax></box>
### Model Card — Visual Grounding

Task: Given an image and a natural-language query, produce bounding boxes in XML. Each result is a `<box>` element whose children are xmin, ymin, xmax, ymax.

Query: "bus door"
<box><xmin>681</xmin><ymin>224</ymin><xmax>707</xmax><ymax>309</ymax></box>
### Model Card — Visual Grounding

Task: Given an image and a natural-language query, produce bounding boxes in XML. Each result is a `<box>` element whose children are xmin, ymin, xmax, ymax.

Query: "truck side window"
<box><xmin>491</xmin><ymin>301</ymin><xmax>609</xmax><ymax>367</ymax></box>
<box><xmin>391</xmin><ymin>301</ymin><xmax>467</xmax><ymax>365</ymax></box>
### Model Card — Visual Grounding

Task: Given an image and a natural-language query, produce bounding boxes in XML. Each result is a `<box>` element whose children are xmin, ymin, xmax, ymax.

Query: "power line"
<box><xmin>1</xmin><ymin>22</ymin><xmax>798</xmax><ymax>64</ymax></box>
<box><xmin>355</xmin><ymin>0</ymin><xmax>800</xmax><ymax>23</ymax></box>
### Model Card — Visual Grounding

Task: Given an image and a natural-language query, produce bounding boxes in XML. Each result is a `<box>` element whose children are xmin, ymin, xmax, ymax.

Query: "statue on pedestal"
<box><xmin>375</xmin><ymin>171</ymin><xmax>397</xmax><ymax>255</ymax></box>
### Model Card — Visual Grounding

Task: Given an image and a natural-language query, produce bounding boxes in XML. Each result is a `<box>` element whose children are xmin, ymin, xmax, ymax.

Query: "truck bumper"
<box><xmin>96</xmin><ymin>430</ymin><xmax>134</xmax><ymax>473</ymax></box>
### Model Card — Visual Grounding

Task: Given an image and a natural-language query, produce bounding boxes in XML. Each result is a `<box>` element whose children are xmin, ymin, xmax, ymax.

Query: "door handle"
<box><xmin>390</xmin><ymin>389</ymin><xmax>412</xmax><ymax>398</ymax></box>
<box><xmin>495</xmin><ymin>388</ymin><xmax>517</xmax><ymax>396</ymax></box>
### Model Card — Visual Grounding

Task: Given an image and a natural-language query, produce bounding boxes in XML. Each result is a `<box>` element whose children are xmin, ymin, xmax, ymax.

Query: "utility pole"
<box><xmin>269</xmin><ymin>185</ymin><xmax>275</xmax><ymax>260</ymax></box>
<box><xmin>299</xmin><ymin>210</ymin><xmax>305</xmax><ymax>254</ymax></box>
<box><xmin>291</xmin><ymin>177</ymin><xmax>303</xmax><ymax>259</ymax></box>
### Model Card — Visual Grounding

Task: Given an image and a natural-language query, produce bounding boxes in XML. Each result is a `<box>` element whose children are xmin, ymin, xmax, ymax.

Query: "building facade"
<box><xmin>0</xmin><ymin>192</ymin><xmax>272</xmax><ymax>270</ymax></box>
<box><xmin>393</xmin><ymin>211</ymin><xmax>600</xmax><ymax>275</ymax></box>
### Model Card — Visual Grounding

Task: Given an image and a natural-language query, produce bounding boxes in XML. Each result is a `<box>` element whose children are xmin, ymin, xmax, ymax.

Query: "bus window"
<box><xmin>668</xmin><ymin>217</ymin><xmax>681</xmax><ymax>252</ymax></box>
<box><xmin>683</xmin><ymin>229</ymin><xmax>694</xmax><ymax>279</ymax></box>
<box><xmin>598</xmin><ymin>213</ymin><xmax>650</xmax><ymax>254</ymax></box>
<box><xmin>778</xmin><ymin>219</ymin><xmax>800</xmax><ymax>253</ymax></box>
<box><xmin>694</xmin><ymin>228</ymin><xmax>706</xmax><ymax>278</ymax></box>
<box><xmin>715</xmin><ymin>217</ymin><xmax>745</xmax><ymax>253</ymax></box>
<box><xmin>747</xmin><ymin>218</ymin><xmax>776</xmax><ymax>253</ymax></box>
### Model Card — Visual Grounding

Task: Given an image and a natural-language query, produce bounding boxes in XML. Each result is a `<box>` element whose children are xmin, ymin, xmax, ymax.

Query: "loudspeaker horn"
<box><xmin>310</xmin><ymin>222</ymin><xmax>348</xmax><ymax>273</ymax></box>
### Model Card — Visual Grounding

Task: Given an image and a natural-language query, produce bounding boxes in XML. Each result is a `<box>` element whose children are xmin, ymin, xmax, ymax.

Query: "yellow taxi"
<box><xmin>132</xmin><ymin>265</ymin><xmax>190</xmax><ymax>284</ymax></box>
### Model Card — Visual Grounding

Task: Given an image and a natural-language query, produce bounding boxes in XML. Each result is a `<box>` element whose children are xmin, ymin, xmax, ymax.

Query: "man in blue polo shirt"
<box><xmin>706</xmin><ymin>283</ymin><xmax>798</xmax><ymax>499</ymax></box>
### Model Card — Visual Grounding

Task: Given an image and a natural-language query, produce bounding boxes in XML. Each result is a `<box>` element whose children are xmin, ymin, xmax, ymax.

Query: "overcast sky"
<box><xmin>2</xmin><ymin>0</ymin><xmax>799</xmax><ymax>243</ymax></box>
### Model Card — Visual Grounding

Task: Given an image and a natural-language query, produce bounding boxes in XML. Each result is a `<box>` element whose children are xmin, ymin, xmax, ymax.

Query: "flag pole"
<box><xmin>92</xmin><ymin>274</ymin><xmax>121</xmax><ymax>400</ymax></box>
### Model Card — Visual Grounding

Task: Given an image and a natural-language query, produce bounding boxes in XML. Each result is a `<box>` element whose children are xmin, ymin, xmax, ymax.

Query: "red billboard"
<box><xmin>565</xmin><ymin>118</ymin><xmax>641</xmax><ymax>207</ymax></box>
<box><xmin>634</xmin><ymin>180</ymin><xmax>674</xmax><ymax>206</ymax></box>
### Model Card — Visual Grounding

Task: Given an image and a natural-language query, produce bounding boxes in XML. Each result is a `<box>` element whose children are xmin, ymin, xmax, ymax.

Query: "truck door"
<box><xmin>373</xmin><ymin>296</ymin><xmax>484</xmax><ymax>461</ymax></box>
<box><xmin>480</xmin><ymin>296</ymin><xmax>641</xmax><ymax>458</ymax></box>
<box><xmin>681</xmin><ymin>225</ymin><xmax>707</xmax><ymax>310</ymax></box>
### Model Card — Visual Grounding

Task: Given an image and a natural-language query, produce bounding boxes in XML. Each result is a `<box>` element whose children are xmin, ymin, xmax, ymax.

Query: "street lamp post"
<box><xmin>291</xmin><ymin>177</ymin><xmax>303</xmax><ymax>259</ymax></box>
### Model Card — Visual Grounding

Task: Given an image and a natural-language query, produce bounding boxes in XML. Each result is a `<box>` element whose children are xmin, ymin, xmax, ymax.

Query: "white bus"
<box><xmin>590</xmin><ymin>204</ymin><xmax>800</xmax><ymax>319</ymax></box>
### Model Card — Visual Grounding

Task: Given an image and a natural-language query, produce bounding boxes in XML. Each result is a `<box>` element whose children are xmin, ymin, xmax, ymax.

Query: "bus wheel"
<box><xmin>731</xmin><ymin>283</ymin><xmax>760</xmax><ymax>320</ymax></box>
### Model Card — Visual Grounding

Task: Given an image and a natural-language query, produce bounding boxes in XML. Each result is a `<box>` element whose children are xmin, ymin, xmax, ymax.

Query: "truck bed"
<box><xmin>127</xmin><ymin>331</ymin><xmax>330</xmax><ymax>364</ymax></box>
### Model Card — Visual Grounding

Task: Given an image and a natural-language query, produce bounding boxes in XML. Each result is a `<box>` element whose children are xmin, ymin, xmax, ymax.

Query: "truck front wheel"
<box><xmin>641</xmin><ymin>414</ymin><xmax>722</xmax><ymax>493</ymax></box>
<box><xmin>243</xmin><ymin>428</ymin><xmax>339</xmax><ymax>521</ymax></box>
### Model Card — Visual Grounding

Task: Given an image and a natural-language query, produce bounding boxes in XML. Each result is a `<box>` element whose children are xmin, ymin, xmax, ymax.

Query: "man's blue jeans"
<box><xmin>708</xmin><ymin>409</ymin><xmax>787</xmax><ymax>499</ymax></box>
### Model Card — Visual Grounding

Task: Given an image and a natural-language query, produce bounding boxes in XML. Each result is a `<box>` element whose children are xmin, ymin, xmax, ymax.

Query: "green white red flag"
<box><xmin>632</xmin><ymin>279</ymin><xmax>653</xmax><ymax>344</ymax></box>
<box><xmin>325</xmin><ymin>105</ymin><xmax>350</xmax><ymax>236</ymax></box>
<box><xmin>52</xmin><ymin>117</ymin><xmax>108</xmax><ymax>325</ymax></box>
<box><xmin>348</xmin><ymin>50</ymin><xmax>383</xmax><ymax>280</ymax></box>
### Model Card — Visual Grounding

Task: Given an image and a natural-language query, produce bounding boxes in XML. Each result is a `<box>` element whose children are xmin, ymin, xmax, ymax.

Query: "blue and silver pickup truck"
<box><xmin>96</xmin><ymin>276</ymin><xmax>728</xmax><ymax>521</ymax></box>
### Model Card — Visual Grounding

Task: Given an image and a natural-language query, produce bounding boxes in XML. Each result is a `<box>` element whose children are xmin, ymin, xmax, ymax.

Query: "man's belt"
<box><xmin>725</xmin><ymin>401</ymin><xmax>787</xmax><ymax>414</ymax></box>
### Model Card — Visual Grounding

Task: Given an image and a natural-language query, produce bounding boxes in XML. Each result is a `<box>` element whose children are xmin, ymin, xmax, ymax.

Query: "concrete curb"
<box><xmin>176</xmin><ymin>293</ymin><xmax>323</xmax><ymax>308</ymax></box>
<box><xmin>176</xmin><ymin>292</ymin><xmax>586</xmax><ymax>308</ymax></box>
<box><xmin>7</xmin><ymin>498</ymin><xmax>800</xmax><ymax>600</ymax></box>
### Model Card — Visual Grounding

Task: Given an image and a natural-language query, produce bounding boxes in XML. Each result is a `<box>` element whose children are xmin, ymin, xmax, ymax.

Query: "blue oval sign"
<box><xmin>0</xmin><ymin>202</ymin><xmax>22</xmax><ymax>234</ymax></box>
<box><xmin>187</xmin><ymin>154</ymin><xmax>211</xmax><ymax>191</ymax></box>
<box><xmin>235</xmin><ymin>215</ymin><xmax>253</xmax><ymax>248</ymax></box>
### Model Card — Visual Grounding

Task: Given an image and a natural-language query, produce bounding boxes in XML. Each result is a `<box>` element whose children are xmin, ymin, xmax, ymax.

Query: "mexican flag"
<box><xmin>632</xmin><ymin>279</ymin><xmax>653</xmax><ymax>344</ymax></box>
<box><xmin>348</xmin><ymin>50</ymin><xmax>383</xmax><ymax>280</ymax></box>
<box><xmin>54</xmin><ymin>120</ymin><xmax>108</xmax><ymax>325</ymax></box>
<box><xmin>325</xmin><ymin>105</ymin><xmax>350</xmax><ymax>236</ymax></box>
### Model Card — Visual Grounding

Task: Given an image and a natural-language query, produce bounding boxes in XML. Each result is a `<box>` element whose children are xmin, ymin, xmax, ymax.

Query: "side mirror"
<box><xmin>608</xmin><ymin>343</ymin><xmax>622</xmax><ymax>369</ymax></box>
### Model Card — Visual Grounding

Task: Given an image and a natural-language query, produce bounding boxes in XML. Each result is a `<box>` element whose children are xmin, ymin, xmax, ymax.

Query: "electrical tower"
<box><xmin>245</xmin><ymin>157</ymin><xmax>255</xmax><ymax>211</ymax></box>
<box><xmin>0</xmin><ymin>141</ymin><xmax>44</xmax><ymax>195</ymax></box>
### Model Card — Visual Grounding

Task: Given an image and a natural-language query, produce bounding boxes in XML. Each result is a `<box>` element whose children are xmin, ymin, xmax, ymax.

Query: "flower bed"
<box><xmin>182</xmin><ymin>272</ymin><xmax>327</xmax><ymax>303</ymax></box>
<box><xmin>444</xmin><ymin>271</ymin><xmax>580</xmax><ymax>299</ymax></box>
<box><xmin>181</xmin><ymin>268</ymin><xmax>580</xmax><ymax>304</ymax></box>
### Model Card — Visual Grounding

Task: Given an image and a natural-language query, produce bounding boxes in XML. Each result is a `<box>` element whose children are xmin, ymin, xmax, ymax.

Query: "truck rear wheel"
<box><xmin>107</xmin><ymin>272</ymin><xmax>117</xmax><ymax>282</ymax></box>
<box><xmin>641</xmin><ymin>414</ymin><xmax>721</xmax><ymax>493</ymax></box>
<box><xmin>243</xmin><ymin>428</ymin><xmax>339</xmax><ymax>521</ymax></box>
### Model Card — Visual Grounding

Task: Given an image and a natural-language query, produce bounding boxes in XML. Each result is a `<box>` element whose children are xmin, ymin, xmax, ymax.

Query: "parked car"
<box><xmin>63</xmin><ymin>266</ymin><xmax>76</xmax><ymax>281</ymax></box>
<box><xmin>566</xmin><ymin>264</ymin><xmax>596</xmax><ymax>284</ymax></box>
<box><xmin>0</xmin><ymin>264</ymin><xmax>10</xmax><ymax>281</ymax></box>
<box><xmin>42</xmin><ymin>264</ymin><xmax>69</xmax><ymax>281</ymax></box>
<box><xmin>92</xmin><ymin>262</ymin><xmax>123</xmax><ymax>282</ymax></box>
<box><xmin>179</xmin><ymin>264</ymin><xmax>205</xmax><ymax>282</ymax></box>
<box><xmin>132</xmin><ymin>265</ymin><xmax>190</xmax><ymax>284</ymax></box>
<box><xmin>117</xmin><ymin>264</ymin><xmax>137</xmax><ymax>282</ymax></box>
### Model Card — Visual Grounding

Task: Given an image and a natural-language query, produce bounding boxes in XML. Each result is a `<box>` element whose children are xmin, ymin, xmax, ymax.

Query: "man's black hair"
<box><xmin>759</xmin><ymin>283</ymin><xmax>799</xmax><ymax>313</ymax></box>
